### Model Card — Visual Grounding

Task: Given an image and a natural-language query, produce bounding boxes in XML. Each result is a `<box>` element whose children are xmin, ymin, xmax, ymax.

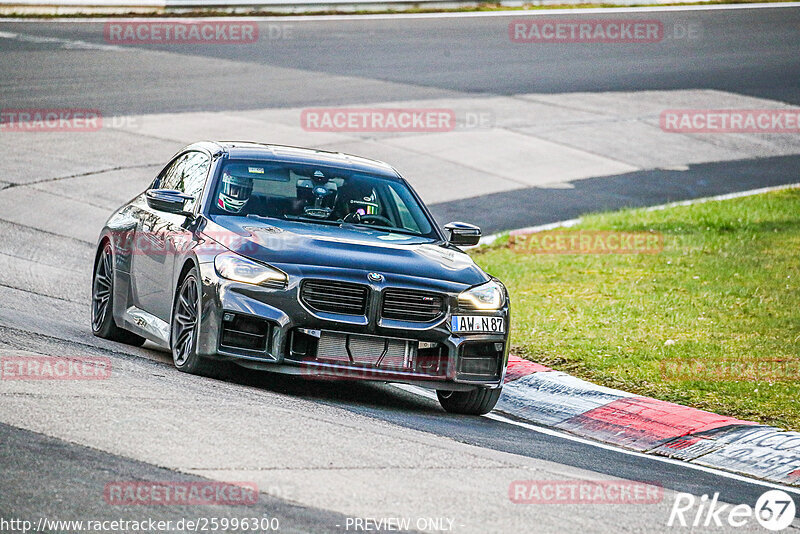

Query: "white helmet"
<box><xmin>217</xmin><ymin>172</ymin><xmax>253</xmax><ymax>213</ymax></box>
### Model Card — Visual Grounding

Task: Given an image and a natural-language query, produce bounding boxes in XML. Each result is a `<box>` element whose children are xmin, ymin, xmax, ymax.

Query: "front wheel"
<box><xmin>171</xmin><ymin>268</ymin><xmax>213</xmax><ymax>375</ymax></box>
<box><xmin>437</xmin><ymin>387</ymin><xmax>502</xmax><ymax>415</ymax></box>
<box><xmin>91</xmin><ymin>242</ymin><xmax>146</xmax><ymax>346</ymax></box>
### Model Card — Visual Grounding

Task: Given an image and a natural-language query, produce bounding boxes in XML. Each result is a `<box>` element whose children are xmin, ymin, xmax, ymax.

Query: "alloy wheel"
<box><xmin>172</xmin><ymin>275</ymin><xmax>199</xmax><ymax>367</ymax></box>
<box><xmin>92</xmin><ymin>245</ymin><xmax>113</xmax><ymax>332</ymax></box>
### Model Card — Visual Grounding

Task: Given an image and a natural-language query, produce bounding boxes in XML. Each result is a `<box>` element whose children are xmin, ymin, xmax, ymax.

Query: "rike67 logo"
<box><xmin>668</xmin><ymin>489</ymin><xmax>796</xmax><ymax>531</ymax></box>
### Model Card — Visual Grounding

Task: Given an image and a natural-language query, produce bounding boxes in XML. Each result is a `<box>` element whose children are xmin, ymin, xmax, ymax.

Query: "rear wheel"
<box><xmin>437</xmin><ymin>387</ymin><xmax>502</xmax><ymax>415</ymax></box>
<box><xmin>171</xmin><ymin>268</ymin><xmax>213</xmax><ymax>375</ymax></box>
<box><xmin>91</xmin><ymin>243</ymin><xmax>146</xmax><ymax>346</ymax></box>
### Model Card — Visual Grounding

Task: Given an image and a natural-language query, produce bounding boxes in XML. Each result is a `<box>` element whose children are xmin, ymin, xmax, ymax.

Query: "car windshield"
<box><xmin>208</xmin><ymin>159</ymin><xmax>437</xmax><ymax>238</ymax></box>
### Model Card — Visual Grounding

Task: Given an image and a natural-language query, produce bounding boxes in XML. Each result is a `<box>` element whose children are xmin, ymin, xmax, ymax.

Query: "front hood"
<box><xmin>203</xmin><ymin>216</ymin><xmax>489</xmax><ymax>286</ymax></box>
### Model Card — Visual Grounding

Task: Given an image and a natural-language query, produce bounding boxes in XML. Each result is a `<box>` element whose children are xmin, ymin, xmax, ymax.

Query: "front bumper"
<box><xmin>195</xmin><ymin>262</ymin><xmax>509</xmax><ymax>390</ymax></box>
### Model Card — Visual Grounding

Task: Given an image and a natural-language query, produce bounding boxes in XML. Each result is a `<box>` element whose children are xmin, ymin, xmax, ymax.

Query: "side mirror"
<box><xmin>145</xmin><ymin>189</ymin><xmax>194</xmax><ymax>217</ymax></box>
<box><xmin>444</xmin><ymin>221</ymin><xmax>481</xmax><ymax>247</ymax></box>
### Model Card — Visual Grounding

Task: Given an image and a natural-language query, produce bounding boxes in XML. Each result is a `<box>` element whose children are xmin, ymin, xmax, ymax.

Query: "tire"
<box><xmin>170</xmin><ymin>268</ymin><xmax>214</xmax><ymax>375</ymax></box>
<box><xmin>91</xmin><ymin>242</ymin><xmax>146</xmax><ymax>346</ymax></box>
<box><xmin>437</xmin><ymin>387</ymin><xmax>502</xmax><ymax>415</ymax></box>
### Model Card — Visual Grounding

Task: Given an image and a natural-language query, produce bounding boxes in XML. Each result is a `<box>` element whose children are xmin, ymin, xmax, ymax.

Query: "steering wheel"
<box><xmin>345</xmin><ymin>213</ymin><xmax>394</xmax><ymax>227</ymax></box>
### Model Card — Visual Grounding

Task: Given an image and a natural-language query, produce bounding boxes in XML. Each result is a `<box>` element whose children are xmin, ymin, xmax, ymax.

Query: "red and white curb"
<box><xmin>499</xmin><ymin>353</ymin><xmax>800</xmax><ymax>488</ymax></box>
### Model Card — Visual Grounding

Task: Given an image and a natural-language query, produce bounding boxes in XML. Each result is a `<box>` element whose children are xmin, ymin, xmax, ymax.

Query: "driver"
<box><xmin>217</xmin><ymin>172</ymin><xmax>253</xmax><ymax>213</ymax></box>
<box><xmin>338</xmin><ymin>180</ymin><xmax>380</xmax><ymax>221</ymax></box>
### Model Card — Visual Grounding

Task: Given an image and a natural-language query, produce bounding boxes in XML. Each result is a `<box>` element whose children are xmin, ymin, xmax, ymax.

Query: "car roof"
<box><xmin>187</xmin><ymin>141</ymin><xmax>401</xmax><ymax>179</ymax></box>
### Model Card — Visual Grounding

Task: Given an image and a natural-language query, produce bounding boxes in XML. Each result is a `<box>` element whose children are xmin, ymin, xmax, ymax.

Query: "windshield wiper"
<box><xmin>246</xmin><ymin>214</ymin><xmax>278</xmax><ymax>222</ymax></box>
<box><xmin>284</xmin><ymin>215</ymin><xmax>343</xmax><ymax>227</ymax></box>
<box><xmin>345</xmin><ymin>223</ymin><xmax>424</xmax><ymax>238</ymax></box>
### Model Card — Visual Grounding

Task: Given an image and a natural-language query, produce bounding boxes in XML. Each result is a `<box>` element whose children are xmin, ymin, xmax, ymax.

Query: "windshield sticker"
<box><xmin>248</xmin><ymin>167</ymin><xmax>265</xmax><ymax>174</ymax></box>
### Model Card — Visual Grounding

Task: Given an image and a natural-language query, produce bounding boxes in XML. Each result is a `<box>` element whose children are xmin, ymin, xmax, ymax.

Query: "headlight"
<box><xmin>214</xmin><ymin>252</ymin><xmax>287</xmax><ymax>288</ymax></box>
<box><xmin>458</xmin><ymin>280</ymin><xmax>506</xmax><ymax>310</ymax></box>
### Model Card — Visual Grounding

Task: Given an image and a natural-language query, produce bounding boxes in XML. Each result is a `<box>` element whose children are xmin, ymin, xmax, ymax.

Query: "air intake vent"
<box><xmin>381</xmin><ymin>289</ymin><xmax>445</xmax><ymax>322</ymax></box>
<box><xmin>300</xmin><ymin>280</ymin><xmax>369</xmax><ymax>316</ymax></box>
<box><xmin>220</xmin><ymin>313</ymin><xmax>270</xmax><ymax>353</ymax></box>
<box><xmin>457</xmin><ymin>342</ymin><xmax>502</xmax><ymax>380</ymax></box>
<box><xmin>316</xmin><ymin>332</ymin><xmax>411</xmax><ymax>369</ymax></box>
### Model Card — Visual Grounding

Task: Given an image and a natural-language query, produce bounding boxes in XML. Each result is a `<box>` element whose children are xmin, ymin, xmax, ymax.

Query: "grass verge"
<box><xmin>470</xmin><ymin>188</ymin><xmax>800</xmax><ymax>430</ymax></box>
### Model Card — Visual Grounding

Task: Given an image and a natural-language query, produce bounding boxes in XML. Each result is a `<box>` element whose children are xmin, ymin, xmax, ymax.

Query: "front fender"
<box><xmin>95</xmin><ymin>207</ymin><xmax>140</xmax><ymax>327</ymax></box>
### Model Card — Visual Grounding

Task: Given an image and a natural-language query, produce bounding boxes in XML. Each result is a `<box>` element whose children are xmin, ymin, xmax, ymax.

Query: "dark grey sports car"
<box><xmin>92</xmin><ymin>141</ymin><xmax>509</xmax><ymax>414</ymax></box>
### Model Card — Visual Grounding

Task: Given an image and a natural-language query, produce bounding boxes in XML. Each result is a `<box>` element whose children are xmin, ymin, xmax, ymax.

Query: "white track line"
<box><xmin>484</xmin><ymin>412</ymin><xmax>800</xmax><ymax>495</ymax></box>
<box><xmin>478</xmin><ymin>182</ymin><xmax>800</xmax><ymax>247</ymax></box>
<box><xmin>2</xmin><ymin>2</ymin><xmax>799</xmax><ymax>22</ymax></box>
<box><xmin>643</xmin><ymin>182</ymin><xmax>800</xmax><ymax>211</ymax></box>
<box><xmin>0</xmin><ymin>29</ymin><xmax>125</xmax><ymax>50</ymax></box>
<box><xmin>392</xmin><ymin>383</ymin><xmax>800</xmax><ymax>494</ymax></box>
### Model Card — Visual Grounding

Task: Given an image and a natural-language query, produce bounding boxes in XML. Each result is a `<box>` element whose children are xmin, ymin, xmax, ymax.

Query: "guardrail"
<box><xmin>0</xmin><ymin>0</ymin><xmax>678</xmax><ymax>16</ymax></box>
<box><xmin>0</xmin><ymin>0</ymin><xmax>485</xmax><ymax>15</ymax></box>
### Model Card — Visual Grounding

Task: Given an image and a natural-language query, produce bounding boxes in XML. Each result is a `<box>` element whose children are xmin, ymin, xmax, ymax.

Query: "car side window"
<box><xmin>155</xmin><ymin>151</ymin><xmax>210</xmax><ymax>212</ymax></box>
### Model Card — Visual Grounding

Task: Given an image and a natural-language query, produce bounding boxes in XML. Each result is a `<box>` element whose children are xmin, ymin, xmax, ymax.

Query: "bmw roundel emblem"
<box><xmin>368</xmin><ymin>272</ymin><xmax>384</xmax><ymax>283</ymax></box>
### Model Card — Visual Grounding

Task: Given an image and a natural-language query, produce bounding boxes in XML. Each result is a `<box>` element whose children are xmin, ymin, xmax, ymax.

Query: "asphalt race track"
<box><xmin>1</xmin><ymin>5</ymin><xmax>799</xmax><ymax>533</ymax></box>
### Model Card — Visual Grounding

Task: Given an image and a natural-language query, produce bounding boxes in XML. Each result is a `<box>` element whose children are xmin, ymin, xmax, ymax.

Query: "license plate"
<box><xmin>451</xmin><ymin>315</ymin><xmax>505</xmax><ymax>334</ymax></box>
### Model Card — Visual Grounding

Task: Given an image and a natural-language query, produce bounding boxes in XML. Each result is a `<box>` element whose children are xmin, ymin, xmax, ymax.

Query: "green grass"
<box><xmin>470</xmin><ymin>188</ymin><xmax>800</xmax><ymax>430</ymax></box>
